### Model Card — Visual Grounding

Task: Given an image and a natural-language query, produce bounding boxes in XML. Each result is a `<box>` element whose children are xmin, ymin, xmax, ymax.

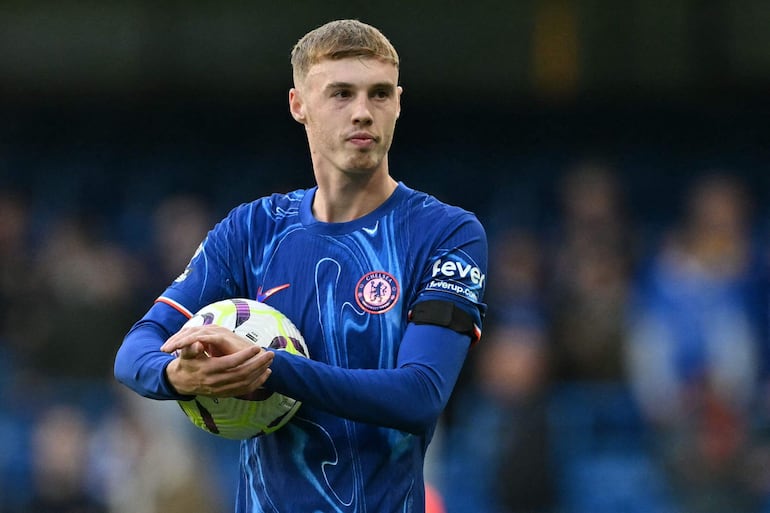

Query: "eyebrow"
<box><xmin>324</xmin><ymin>81</ymin><xmax>397</xmax><ymax>92</ymax></box>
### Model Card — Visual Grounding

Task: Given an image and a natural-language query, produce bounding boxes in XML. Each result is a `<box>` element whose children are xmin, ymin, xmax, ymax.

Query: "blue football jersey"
<box><xmin>156</xmin><ymin>182</ymin><xmax>487</xmax><ymax>512</ymax></box>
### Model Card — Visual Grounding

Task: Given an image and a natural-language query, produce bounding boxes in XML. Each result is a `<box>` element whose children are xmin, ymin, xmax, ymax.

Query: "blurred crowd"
<box><xmin>437</xmin><ymin>164</ymin><xmax>770</xmax><ymax>513</ymax></box>
<box><xmin>0</xmin><ymin>189</ymin><xmax>238</xmax><ymax>512</ymax></box>
<box><xmin>2</xmin><ymin>159</ymin><xmax>770</xmax><ymax>513</ymax></box>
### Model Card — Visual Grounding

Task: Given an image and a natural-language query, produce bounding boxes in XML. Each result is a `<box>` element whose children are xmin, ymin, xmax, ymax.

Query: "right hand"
<box><xmin>162</xmin><ymin>325</ymin><xmax>275</xmax><ymax>398</ymax></box>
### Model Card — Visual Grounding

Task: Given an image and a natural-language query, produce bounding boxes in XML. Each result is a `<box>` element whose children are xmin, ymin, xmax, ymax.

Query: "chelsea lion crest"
<box><xmin>355</xmin><ymin>271</ymin><xmax>399</xmax><ymax>314</ymax></box>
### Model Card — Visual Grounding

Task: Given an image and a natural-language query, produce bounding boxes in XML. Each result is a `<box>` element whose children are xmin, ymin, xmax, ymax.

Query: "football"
<box><xmin>175</xmin><ymin>298</ymin><xmax>308</xmax><ymax>440</ymax></box>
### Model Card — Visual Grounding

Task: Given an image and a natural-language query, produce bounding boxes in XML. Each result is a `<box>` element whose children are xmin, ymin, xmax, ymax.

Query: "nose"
<box><xmin>351</xmin><ymin>96</ymin><xmax>373</xmax><ymax>126</ymax></box>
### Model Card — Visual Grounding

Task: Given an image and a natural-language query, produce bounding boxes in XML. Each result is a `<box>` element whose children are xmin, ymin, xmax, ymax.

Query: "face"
<box><xmin>289</xmin><ymin>57</ymin><xmax>402</xmax><ymax>177</ymax></box>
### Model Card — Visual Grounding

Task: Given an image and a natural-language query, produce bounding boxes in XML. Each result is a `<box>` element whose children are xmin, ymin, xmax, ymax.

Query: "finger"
<box><xmin>210</xmin><ymin>367</ymin><xmax>273</xmax><ymax>397</ymax></box>
<box><xmin>161</xmin><ymin>327</ymin><xmax>202</xmax><ymax>353</ymax></box>
<box><xmin>239</xmin><ymin>352</ymin><xmax>276</xmax><ymax>392</ymax></box>
<box><xmin>212</xmin><ymin>345</ymin><xmax>272</xmax><ymax>372</ymax></box>
<box><xmin>162</xmin><ymin>326</ymin><xmax>252</xmax><ymax>354</ymax></box>
<box><xmin>234</xmin><ymin>369</ymin><xmax>275</xmax><ymax>399</ymax></box>
<box><xmin>211</xmin><ymin>351</ymin><xmax>274</xmax><ymax>394</ymax></box>
<box><xmin>248</xmin><ymin>365</ymin><xmax>273</xmax><ymax>391</ymax></box>
<box><xmin>161</xmin><ymin>325</ymin><xmax>226</xmax><ymax>353</ymax></box>
<box><xmin>177</xmin><ymin>341</ymin><xmax>209</xmax><ymax>359</ymax></box>
<box><xmin>199</xmin><ymin>352</ymin><xmax>274</xmax><ymax>398</ymax></box>
<box><xmin>235</xmin><ymin>350</ymin><xmax>274</xmax><ymax>377</ymax></box>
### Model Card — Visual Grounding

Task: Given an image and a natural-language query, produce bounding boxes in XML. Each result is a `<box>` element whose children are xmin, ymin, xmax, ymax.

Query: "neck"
<box><xmin>312</xmin><ymin>171</ymin><xmax>398</xmax><ymax>223</ymax></box>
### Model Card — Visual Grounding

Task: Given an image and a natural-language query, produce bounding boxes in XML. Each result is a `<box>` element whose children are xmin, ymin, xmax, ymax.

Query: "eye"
<box><xmin>332</xmin><ymin>89</ymin><xmax>352</xmax><ymax>99</ymax></box>
<box><xmin>372</xmin><ymin>88</ymin><xmax>392</xmax><ymax>100</ymax></box>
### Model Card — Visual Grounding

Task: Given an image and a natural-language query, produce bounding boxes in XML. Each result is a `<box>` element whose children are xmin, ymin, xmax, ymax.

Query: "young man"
<box><xmin>114</xmin><ymin>19</ymin><xmax>488</xmax><ymax>512</ymax></box>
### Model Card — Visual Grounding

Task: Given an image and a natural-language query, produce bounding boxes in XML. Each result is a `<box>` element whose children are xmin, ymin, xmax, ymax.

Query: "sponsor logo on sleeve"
<box><xmin>425</xmin><ymin>258</ymin><xmax>485</xmax><ymax>302</ymax></box>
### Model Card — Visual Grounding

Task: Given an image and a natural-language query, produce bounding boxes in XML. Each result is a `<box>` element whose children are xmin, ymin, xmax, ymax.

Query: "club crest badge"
<box><xmin>355</xmin><ymin>271</ymin><xmax>399</xmax><ymax>314</ymax></box>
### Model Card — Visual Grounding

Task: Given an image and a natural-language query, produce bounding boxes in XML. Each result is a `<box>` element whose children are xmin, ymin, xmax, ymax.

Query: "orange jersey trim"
<box><xmin>155</xmin><ymin>297</ymin><xmax>194</xmax><ymax>319</ymax></box>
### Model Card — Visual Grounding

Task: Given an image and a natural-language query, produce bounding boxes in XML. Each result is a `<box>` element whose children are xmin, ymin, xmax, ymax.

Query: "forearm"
<box><xmin>265</xmin><ymin>323</ymin><xmax>470</xmax><ymax>434</ymax></box>
<box><xmin>114</xmin><ymin>320</ymin><xmax>192</xmax><ymax>401</ymax></box>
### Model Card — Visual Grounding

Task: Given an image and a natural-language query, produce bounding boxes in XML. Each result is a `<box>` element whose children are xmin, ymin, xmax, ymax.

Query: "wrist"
<box><xmin>163</xmin><ymin>358</ymin><xmax>193</xmax><ymax>397</ymax></box>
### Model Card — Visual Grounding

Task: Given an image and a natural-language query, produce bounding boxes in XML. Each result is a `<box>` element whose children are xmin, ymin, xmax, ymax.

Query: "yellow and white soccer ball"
<box><xmin>175</xmin><ymin>298</ymin><xmax>308</xmax><ymax>440</ymax></box>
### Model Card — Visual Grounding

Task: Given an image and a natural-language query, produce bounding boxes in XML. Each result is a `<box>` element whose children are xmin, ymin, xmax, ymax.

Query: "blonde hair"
<box><xmin>291</xmin><ymin>19</ymin><xmax>399</xmax><ymax>84</ymax></box>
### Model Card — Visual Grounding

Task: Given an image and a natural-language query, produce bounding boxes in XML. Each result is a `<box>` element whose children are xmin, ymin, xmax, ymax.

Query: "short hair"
<box><xmin>291</xmin><ymin>19</ymin><xmax>399</xmax><ymax>85</ymax></box>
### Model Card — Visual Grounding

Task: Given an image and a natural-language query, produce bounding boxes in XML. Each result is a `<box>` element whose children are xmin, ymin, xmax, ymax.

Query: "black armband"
<box><xmin>409</xmin><ymin>300</ymin><xmax>475</xmax><ymax>337</ymax></box>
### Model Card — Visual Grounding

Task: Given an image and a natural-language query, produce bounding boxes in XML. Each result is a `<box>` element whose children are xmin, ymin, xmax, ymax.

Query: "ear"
<box><xmin>289</xmin><ymin>88</ymin><xmax>306</xmax><ymax>124</ymax></box>
<box><xmin>395</xmin><ymin>85</ymin><xmax>403</xmax><ymax>119</ymax></box>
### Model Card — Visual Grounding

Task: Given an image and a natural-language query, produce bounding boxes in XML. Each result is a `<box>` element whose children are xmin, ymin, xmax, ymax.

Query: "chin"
<box><xmin>343</xmin><ymin>161</ymin><xmax>379</xmax><ymax>175</ymax></box>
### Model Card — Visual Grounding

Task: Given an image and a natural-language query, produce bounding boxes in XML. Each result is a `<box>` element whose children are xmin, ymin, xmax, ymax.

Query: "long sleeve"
<box><xmin>264</xmin><ymin>322</ymin><xmax>471</xmax><ymax>434</ymax></box>
<box><xmin>114</xmin><ymin>318</ymin><xmax>192</xmax><ymax>401</ymax></box>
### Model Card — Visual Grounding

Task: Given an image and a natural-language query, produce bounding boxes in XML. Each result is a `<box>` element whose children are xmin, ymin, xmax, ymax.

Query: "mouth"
<box><xmin>347</xmin><ymin>132</ymin><xmax>377</xmax><ymax>148</ymax></box>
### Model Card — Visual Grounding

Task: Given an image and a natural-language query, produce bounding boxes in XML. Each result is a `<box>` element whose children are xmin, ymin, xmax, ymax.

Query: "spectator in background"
<box><xmin>546</xmin><ymin>161</ymin><xmax>637</xmax><ymax>383</ymax></box>
<box><xmin>539</xmin><ymin>161</ymin><xmax>650</xmax><ymax>513</ymax></box>
<box><xmin>147</xmin><ymin>193</ymin><xmax>213</xmax><ymax>286</ymax></box>
<box><xmin>89</xmin><ymin>387</ymin><xmax>226</xmax><ymax>513</ymax></box>
<box><xmin>0</xmin><ymin>190</ymin><xmax>35</xmax><ymax>377</ymax></box>
<box><xmin>625</xmin><ymin>172</ymin><xmax>769</xmax><ymax>513</ymax></box>
<box><xmin>441</xmin><ymin>229</ymin><xmax>552</xmax><ymax>513</ymax></box>
<box><xmin>23</xmin><ymin>404</ymin><xmax>106</xmax><ymax>513</ymax></box>
<box><xmin>0</xmin><ymin>191</ymin><xmax>31</xmax><ymax>316</ymax></box>
<box><xmin>126</xmin><ymin>193</ymin><xmax>214</xmax><ymax>309</ymax></box>
<box><xmin>15</xmin><ymin>215</ymin><xmax>141</xmax><ymax>381</ymax></box>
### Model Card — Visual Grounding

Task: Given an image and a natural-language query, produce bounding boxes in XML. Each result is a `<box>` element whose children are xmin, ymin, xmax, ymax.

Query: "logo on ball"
<box><xmin>356</xmin><ymin>271</ymin><xmax>399</xmax><ymax>314</ymax></box>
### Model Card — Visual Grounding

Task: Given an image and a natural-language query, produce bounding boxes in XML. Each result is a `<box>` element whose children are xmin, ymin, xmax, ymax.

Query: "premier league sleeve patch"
<box><xmin>174</xmin><ymin>242</ymin><xmax>204</xmax><ymax>283</ymax></box>
<box><xmin>355</xmin><ymin>271</ymin><xmax>400</xmax><ymax>314</ymax></box>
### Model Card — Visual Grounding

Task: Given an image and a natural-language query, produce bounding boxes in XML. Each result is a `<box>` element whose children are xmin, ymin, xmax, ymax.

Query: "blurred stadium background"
<box><xmin>2</xmin><ymin>1</ymin><xmax>770</xmax><ymax>512</ymax></box>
